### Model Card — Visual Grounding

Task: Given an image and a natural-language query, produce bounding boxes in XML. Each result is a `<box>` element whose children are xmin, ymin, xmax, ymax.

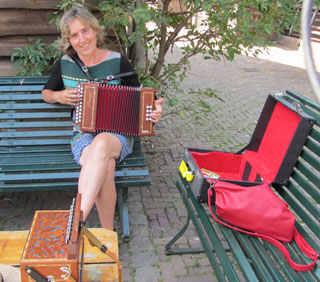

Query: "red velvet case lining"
<box><xmin>190</xmin><ymin>102</ymin><xmax>301</xmax><ymax>183</ymax></box>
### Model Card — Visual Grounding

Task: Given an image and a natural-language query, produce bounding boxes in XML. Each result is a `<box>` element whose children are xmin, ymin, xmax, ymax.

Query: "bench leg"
<box><xmin>168</xmin><ymin>178</ymin><xmax>242</xmax><ymax>281</ymax></box>
<box><xmin>117</xmin><ymin>187</ymin><xmax>130</xmax><ymax>242</ymax></box>
<box><xmin>165</xmin><ymin>214</ymin><xmax>205</xmax><ymax>255</ymax></box>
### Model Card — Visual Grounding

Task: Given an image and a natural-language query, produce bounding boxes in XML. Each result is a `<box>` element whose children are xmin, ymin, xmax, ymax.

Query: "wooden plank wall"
<box><xmin>311</xmin><ymin>10</ymin><xmax>320</xmax><ymax>43</ymax></box>
<box><xmin>0</xmin><ymin>0</ymin><xmax>60</xmax><ymax>76</ymax></box>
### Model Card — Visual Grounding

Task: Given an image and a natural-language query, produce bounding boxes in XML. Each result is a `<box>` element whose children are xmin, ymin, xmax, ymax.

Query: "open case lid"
<box><xmin>186</xmin><ymin>93</ymin><xmax>315</xmax><ymax>187</ymax></box>
<box><xmin>244</xmin><ymin>93</ymin><xmax>315</xmax><ymax>184</ymax></box>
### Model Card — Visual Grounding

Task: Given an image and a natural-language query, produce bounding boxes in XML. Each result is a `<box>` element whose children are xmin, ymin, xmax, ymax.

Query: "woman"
<box><xmin>42</xmin><ymin>4</ymin><xmax>164</xmax><ymax>230</ymax></box>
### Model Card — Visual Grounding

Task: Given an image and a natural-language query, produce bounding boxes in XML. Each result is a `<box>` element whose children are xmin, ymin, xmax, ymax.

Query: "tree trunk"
<box><xmin>134</xmin><ymin>0</ymin><xmax>147</xmax><ymax>70</ymax></box>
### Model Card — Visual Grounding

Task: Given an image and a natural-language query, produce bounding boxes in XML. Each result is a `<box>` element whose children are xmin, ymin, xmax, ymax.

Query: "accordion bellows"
<box><xmin>75</xmin><ymin>83</ymin><xmax>156</xmax><ymax>136</ymax></box>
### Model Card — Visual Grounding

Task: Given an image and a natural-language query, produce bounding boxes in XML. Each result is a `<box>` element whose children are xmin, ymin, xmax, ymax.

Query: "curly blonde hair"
<box><xmin>57</xmin><ymin>4</ymin><xmax>105</xmax><ymax>56</ymax></box>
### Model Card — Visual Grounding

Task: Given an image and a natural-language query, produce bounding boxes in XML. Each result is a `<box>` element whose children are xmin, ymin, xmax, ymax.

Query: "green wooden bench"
<box><xmin>166</xmin><ymin>90</ymin><xmax>320</xmax><ymax>281</ymax></box>
<box><xmin>0</xmin><ymin>75</ymin><xmax>150</xmax><ymax>242</ymax></box>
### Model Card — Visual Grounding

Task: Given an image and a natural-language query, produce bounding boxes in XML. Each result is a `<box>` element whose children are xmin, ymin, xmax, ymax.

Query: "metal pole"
<box><xmin>301</xmin><ymin>0</ymin><xmax>320</xmax><ymax>104</ymax></box>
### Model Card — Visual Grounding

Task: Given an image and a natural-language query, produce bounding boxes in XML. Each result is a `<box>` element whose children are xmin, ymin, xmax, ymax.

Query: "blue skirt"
<box><xmin>71</xmin><ymin>131</ymin><xmax>133</xmax><ymax>165</ymax></box>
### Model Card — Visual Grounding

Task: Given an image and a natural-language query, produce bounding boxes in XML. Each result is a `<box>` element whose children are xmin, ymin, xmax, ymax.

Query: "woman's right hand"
<box><xmin>56</xmin><ymin>89</ymin><xmax>80</xmax><ymax>106</ymax></box>
<box><xmin>42</xmin><ymin>88</ymin><xmax>80</xmax><ymax>106</ymax></box>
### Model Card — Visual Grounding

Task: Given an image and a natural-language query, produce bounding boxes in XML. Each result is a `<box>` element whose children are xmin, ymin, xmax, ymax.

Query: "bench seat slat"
<box><xmin>0</xmin><ymin>130</ymin><xmax>73</xmax><ymax>138</ymax></box>
<box><xmin>0</xmin><ymin>151</ymin><xmax>74</xmax><ymax>159</ymax></box>
<box><xmin>0</xmin><ymin>157</ymin><xmax>76</xmax><ymax>165</ymax></box>
<box><xmin>0</xmin><ymin>153</ymin><xmax>145</xmax><ymax>167</ymax></box>
<box><xmin>233</xmin><ymin>232</ymin><xmax>280</xmax><ymax>281</ymax></box>
<box><xmin>0</xmin><ymin>142</ymin><xmax>142</xmax><ymax>153</ymax></box>
<box><xmin>0</xmin><ymin>170</ymin><xmax>149</xmax><ymax>181</ymax></box>
<box><xmin>1</xmin><ymin>163</ymin><xmax>79</xmax><ymax>171</ymax></box>
<box><xmin>0</xmin><ymin>151</ymin><xmax>143</xmax><ymax>161</ymax></box>
<box><xmin>0</xmin><ymin>155</ymin><xmax>145</xmax><ymax>166</ymax></box>
<box><xmin>265</xmin><ymin>243</ymin><xmax>306</xmax><ymax>281</ymax></box>
<box><xmin>220</xmin><ymin>227</ymin><xmax>262</xmax><ymax>281</ymax></box>
<box><xmin>224</xmin><ymin>217</ymin><xmax>317</xmax><ymax>281</ymax></box>
<box><xmin>0</xmin><ymin>139</ymin><xmax>71</xmax><ymax>146</ymax></box>
<box><xmin>247</xmin><ymin>236</ymin><xmax>287</xmax><ymax>281</ymax></box>
<box><xmin>0</xmin><ymin>153</ymin><xmax>75</xmax><ymax>164</ymax></box>
<box><xmin>0</xmin><ymin>178</ymin><xmax>150</xmax><ymax>192</ymax></box>
<box><xmin>0</xmin><ymin>159</ymin><xmax>146</xmax><ymax>172</ymax></box>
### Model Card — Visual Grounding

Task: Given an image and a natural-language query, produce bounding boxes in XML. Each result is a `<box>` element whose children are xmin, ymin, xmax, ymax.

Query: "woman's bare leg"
<box><xmin>95</xmin><ymin>159</ymin><xmax>117</xmax><ymax>229</ymax></box>
<box><xmin>78</xmin><ymin>133</ymin><xmax>121</xmax><ymax>230</ymax></box>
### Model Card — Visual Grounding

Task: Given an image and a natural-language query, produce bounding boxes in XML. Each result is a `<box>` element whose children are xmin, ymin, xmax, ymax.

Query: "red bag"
<box><xmin>207</xmin><ymin>180</ymin><xmax>319</xmax><ymax>272</ymax></box>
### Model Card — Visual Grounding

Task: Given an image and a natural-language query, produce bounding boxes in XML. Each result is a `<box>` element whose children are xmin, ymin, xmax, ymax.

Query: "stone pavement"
<box><xmin>0</xmin><ymin>45</ymin><xmax>318</xmax><ymax>282</ymax></box>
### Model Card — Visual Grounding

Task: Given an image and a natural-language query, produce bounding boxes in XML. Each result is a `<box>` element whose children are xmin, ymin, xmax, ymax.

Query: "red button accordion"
<box><xmin>75</xmin><ymin>82</ymin><xmax>156</xmax><ymax>136</ymax></box>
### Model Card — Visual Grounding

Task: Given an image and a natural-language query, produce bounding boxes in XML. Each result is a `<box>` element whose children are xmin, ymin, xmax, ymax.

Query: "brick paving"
<box><xmin>0</xmin><ymin>45</ymin><xmax>317</xmax><ymax>281</ymax></box>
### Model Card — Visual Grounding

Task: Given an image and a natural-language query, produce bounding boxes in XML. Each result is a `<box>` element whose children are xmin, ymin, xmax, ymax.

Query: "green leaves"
<box><xmin>16</xmin><ymin>0</ymin><xmax>300</xmax><ymax>119</ymax></box>
<box><xmin>11</xmin><ymin>38</ymin><xmax>62</xmax><ymax>76</ymax></box>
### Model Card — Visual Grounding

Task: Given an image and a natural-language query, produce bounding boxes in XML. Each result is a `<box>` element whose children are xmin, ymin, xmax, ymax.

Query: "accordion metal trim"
<box><xmin>75</xmin><ymin>83</ymin><xmax>156</xmax><ymax>136</ymax></box>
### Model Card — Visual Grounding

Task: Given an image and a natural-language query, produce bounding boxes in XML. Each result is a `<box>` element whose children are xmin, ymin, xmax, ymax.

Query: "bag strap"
<box><xmin>207</xmin><ymin>188</ymin><xmax>319</xmax><ymax>272</ymax></box>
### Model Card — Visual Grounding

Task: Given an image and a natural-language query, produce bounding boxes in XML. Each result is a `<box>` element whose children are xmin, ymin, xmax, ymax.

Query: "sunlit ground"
<box><xmin>246</xmin><ymin>42</ymin><xmax>320</xmax><ymax>72</ymax></box>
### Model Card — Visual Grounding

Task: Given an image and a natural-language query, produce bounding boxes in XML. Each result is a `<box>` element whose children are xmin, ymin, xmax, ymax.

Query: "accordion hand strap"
<box><xmin>207</xmin><ymin>188</ymin><xmax>319</xmax><ymax>272</ymax></box>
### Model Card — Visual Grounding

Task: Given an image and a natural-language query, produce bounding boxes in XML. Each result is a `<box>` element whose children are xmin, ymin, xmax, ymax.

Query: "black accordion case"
<box><xmin>181</xmin><ymin>94</ymin><xmax>315</xmax><ymax>203</ymax></box>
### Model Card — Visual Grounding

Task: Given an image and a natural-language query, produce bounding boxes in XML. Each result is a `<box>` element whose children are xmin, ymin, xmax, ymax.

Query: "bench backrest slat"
<box><xmin>0</xmin><ymin>121</ymin><xmax>73</xmax><ymax>129</ymax></box>
<box><xmin>281</xmin><ymin>90</ymin><xmax>320</xmax><ymax>248</ymax></box>
<box><xmin>295</xmin><ymin>158</ymin><xmax>320</xmax><ymax>191</ymax></box>
<box><xmin>300</xmin><ymin>144</ymin><xmax>320</xmax><ymax>168</ymax></box>
<box><xmin>1</xmin><ymin>78</ymin><xmax>74</xmax><ymax>147</ymax></box>
<box><xmin>0</xmin><ymin>85</ymin><xmax>44</xmax><ymax>92</ymax></box>
<box><xmin>0</xmin><ymin>139</ymin><xmax>71</xmax><ymax>146</ymax></box>
<box><xmin>0</xmin><ymin>76</ymin><xmax>50</xmax><ymax>85</ymax></box>
<box><xmin>0</xmin><ymin>130</ymin><xmax>73</xmax><ymax>138</ymax></box>
<box><xmin>0</xmin><ymin>103</ymin><xmax>71</xmax><ymax>110</ymax></box>
<box><xmin>0</xmin><ymin>94</ymin><xmax>43</xmax><ymax>101</ymax></box>
<box><xmin>0</xmin><ymin>112</ymin><xmax>72</xmax><ymax>119</ymax></box>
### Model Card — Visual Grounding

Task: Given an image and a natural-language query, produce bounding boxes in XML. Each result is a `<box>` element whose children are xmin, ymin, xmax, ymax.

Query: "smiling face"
<box><xmin>68</xmin><ymin>17</ymin><xmax>98</xmax><ymax>59</ymax></box>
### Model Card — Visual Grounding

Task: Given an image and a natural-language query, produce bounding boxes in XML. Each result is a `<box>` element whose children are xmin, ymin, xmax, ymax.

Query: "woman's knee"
<box><xmin>87</xmin><ymin>133</ymin><xmax>121</xmax><ymax>160</ymax></box>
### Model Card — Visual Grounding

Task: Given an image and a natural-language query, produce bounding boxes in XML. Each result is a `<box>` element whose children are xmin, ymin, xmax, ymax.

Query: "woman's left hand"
<box><xmin>151</xmin><ymin>98</ymin><xmax>164</xmax><ymax>123</ymax></box>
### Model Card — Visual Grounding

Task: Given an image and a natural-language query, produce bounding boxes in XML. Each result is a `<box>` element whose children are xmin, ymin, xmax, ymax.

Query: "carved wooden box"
<box><xmin>20</xmin><ymin>210</ymin><xmax>82</xmax><ymax>282</ymax></box>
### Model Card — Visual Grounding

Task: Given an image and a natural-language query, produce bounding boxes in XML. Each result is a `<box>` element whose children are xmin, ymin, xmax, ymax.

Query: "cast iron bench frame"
<box><xmin>166</xmin><ymin>90</ymin><xmax>320</xmax><ymax>281</ymax></box>
<box><xmin>0</xmin><ymin>75</ymin><xmax>150</xmax><ymax>242</ymax></box>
